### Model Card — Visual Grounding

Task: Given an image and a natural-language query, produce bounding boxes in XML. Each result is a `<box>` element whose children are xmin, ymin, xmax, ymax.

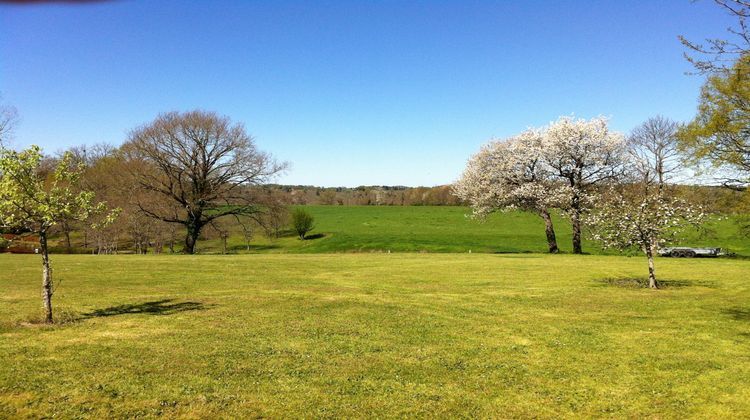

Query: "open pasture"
<box><xmin>195</xmin><ymin>205</ymin><xmax>750</xmax><ymax>256</ymax></box>
<box><xmin>1</xmin><ymin>253</ymin><xmax>749</xmax><ymax>418</ymax></box>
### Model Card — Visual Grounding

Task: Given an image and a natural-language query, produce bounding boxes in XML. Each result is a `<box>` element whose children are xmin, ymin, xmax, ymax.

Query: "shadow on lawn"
<box><xmin>723</xmin><ymin>307</ymin><xmax>750</xmax><ymax>321</ymax></box>
<box><xmin>81</xmin><ymin>299</ymin><xmax>212</xmax><ymax>319</ymax></box>
<box><xmin>595</xmin><ymin>277</ymin><xmax>717</xmax><ymax>289</ymax></box>
<box><xmin>228</xmin><ymin>244</ymin><xmax>281</xmax><ymax>252</ymax></box>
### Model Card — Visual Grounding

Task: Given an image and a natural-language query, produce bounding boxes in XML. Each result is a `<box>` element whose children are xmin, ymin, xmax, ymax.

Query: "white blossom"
<box><xmin>585</xmin><ymin>186</ymin><xmax>706</xmax><ymax>288</ymax></box>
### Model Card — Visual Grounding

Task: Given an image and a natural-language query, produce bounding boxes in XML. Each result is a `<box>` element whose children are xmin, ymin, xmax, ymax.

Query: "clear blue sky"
<box><xmin>0</xmin><ymin>0</ymin><xmax>735</xmax><ymax>187</ymax></box>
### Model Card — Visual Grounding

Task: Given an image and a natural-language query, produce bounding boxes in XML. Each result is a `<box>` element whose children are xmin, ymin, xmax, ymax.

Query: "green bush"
<box><xmin>292</xmin><ymin>208</ymin><xmax>315</xmax><ymax>240</ymax></box>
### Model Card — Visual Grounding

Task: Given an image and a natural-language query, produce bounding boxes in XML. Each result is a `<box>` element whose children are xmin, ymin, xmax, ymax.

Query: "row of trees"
<box><xmin>456</xmin><ymin>0</ymin><xmax>750</xmax><ymax>288</ymax></box>
<box><xmin>454</xmin><ymin>115</ymin><xmax>708</xmax><ymax>289</ymax></box>
<box><xmin>454</xmin><ymin>116</ymin><xmax>629</xmax><ymax>254</ymax></box>
<box><xmin>273</xmin><ymin>184</ymin><xmax>461</xmax><ymax>206</ymax></box>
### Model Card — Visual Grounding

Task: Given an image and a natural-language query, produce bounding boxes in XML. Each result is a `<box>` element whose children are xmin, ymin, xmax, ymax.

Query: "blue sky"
<box><xmin>0</xmin><ymin>0</ymin><xmax>735</xmax><ymax>186</ymax></box>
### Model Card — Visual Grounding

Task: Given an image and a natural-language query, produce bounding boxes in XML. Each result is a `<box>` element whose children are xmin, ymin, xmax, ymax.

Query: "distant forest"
<box><xmin>267</xmin><ymin>184</ymin><xmax>462</xmax><ymax>206</ymax></box>
<box><xmin>265</xmin><ymin>184</ymin><xmax>742</xmax><ymax>213</ymax></box>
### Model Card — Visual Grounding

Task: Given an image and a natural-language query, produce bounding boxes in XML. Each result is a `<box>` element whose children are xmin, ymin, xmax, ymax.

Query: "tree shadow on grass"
<box><xmin>723</xmin><ymin>307</ymin><xmax>750</xmax><ymax>322</ymax></box>
<box><xmin>228</xmin><ymin>244</ymin><xmax>280</xmax><ymax>252</ymax></box>
<box><xmin>595</xmin><ymin>277</ymin><xmax>717</xmax><ymax>289</ymax></box>
<box><xmin>81</xmin><ymin>299</ymin><xmax>212</xmax><ymax>319</ymax></box>
<box><xmin>304</xmin><ymin>233</ymin><xmax>326</xmax><ymax>240</ymax></box>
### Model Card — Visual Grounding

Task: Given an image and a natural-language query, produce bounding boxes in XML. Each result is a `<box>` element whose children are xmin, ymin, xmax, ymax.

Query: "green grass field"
<box><xmin>2</xmin><ymin>253</ymin><xmax>749</xmax><ymax>417</ymax></box>
<box><xmin>194</xmin><ymin>205</ymin><xmax>750</xmax><ymax>256</ymax></box>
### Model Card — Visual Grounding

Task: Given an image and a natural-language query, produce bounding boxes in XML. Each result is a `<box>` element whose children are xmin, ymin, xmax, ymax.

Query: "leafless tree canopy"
<box><xmin>0</xmin><ymin>97</ymin><xmax>19</xmax><ymax>147</ymax></box>
<box><xmin>680</xmin><ymin>0</ymin><xmax>750</xmax><ymax>73</ymax></box>
<box><xmin>628</xmin><ymin>116</ymin><xmax>681</xmax><ymax>186</ymax></box>
<box><xmin>123</xmin><ymin>110</ymin><xmax>287</xmax><ymax>253</ymax></box>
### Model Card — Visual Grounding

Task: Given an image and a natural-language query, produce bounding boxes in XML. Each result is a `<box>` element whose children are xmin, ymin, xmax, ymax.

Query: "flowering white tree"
<box><xmin>543</xmin><ymin>116</ymin><xmax>627</xmax><ymax>254</ymax></box>
<box><xmin>454</xmin><ymin>130</ymin><xmax>569</xmax><ymax>253</ymax></box>
<box><xmin>586</xmin><ymin>188</ymin><xmax>705</xmax><ymax>288</ymax></box>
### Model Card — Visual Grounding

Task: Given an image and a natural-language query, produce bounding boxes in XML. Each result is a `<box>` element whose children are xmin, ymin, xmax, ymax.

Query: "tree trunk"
<box><xmin>62</xmin><ymin>221</ymin><xmax>72</xmax><ymax>253</ymax></box>
<box><xmin>39</xmin><ymin>230</ymin><xmax>53</xmax><ymax>324</ymax></box>
<box><xmin>184</xmin><ymin>222</ymin><xmax>202</xmax><ymax>254</ymax></box>
<box><xmin>538</xmin><ymin>209</ymin><xmax>559</xmax><ymax>254</ymax></box>
<box><xmin>646</xmin><ymin>243</ymin><xmax>658</xmax><ymax>289</ymax></box>
<box><xmin>570</xmin><ymin>195</ymin><xmax>583</xmax><ymax>254</ymax></box>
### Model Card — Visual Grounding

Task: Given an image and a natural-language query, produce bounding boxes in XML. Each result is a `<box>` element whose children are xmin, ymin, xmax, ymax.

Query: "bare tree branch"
<box><xmin>124</xmin><ymin>110</ymin><xmax>288</xmax><ymax>254</ymax></box>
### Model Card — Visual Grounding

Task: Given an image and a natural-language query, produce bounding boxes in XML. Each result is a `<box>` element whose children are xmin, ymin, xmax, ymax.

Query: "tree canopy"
<box><xmin>123</xmin><ymin>110</ymin><xmax>286</xmax><ymax>254</ymax></box>
<box><xmin>678</xmin><ymin>56</ymin><xmax>750</xmax><ymax>188</ymax></box>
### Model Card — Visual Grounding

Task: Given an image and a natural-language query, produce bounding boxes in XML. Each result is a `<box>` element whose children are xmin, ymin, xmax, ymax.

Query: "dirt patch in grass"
<box><xmin>16</xmin><ymin>309</ymin><xmax>82</xmax><ymax>328</ymax></box>
<box><xmin>595</xmin><ymin>277</ymin><xmax>717</xmax><ymax>289</ymax></box>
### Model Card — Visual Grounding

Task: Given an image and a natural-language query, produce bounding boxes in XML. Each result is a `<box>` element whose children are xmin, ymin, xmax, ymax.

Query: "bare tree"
<box><xmin>123</xmin><ymin>110</ymin><xmax>287</xmax><ymax>254</ymax></box>
<box><xmin>234</xmin><ymin>214</ymin><xmax>255</xmax><ymax>251</ymax></box>
<box><xmin>0</xmin><ymin>96</ymin><xmax>19</xmax><ymax>147</ymax></box>
<box><xmin>208</xmin><ymin>217</ymin><xmax>234</xmax><ymax>254</ymax></box>
<box><xmin>628</xmin><ymin>116</ymin><xmax>681</xmax><ymax>188</ymax></box>
<box><xmin>680</xmin><ymin>0</ymin><xmax>750</xmax><ymax>74</ymax></box>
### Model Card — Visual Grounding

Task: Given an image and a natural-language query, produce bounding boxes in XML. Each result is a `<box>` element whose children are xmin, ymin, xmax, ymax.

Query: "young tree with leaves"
<box><xmin>678</xmin><ymin>56</ymin><xmax>750</xmax><ymax>188</ymax></box>
<box><xmin>0</xmin><ymin>146</ymin><xmax>114</xmax><ymax>323</ymax></box>
<box><xmin>586</xmin><ymin>188</ymin><xmax>705</xmax><ymax>289</ymax></box>
<box><xmin>292</xmin><ymin>208</ymin><xmax>315</xmax><ymax>240</ymax></box>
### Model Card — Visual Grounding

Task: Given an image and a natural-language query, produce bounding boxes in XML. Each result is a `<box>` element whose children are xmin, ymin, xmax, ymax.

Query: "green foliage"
<box><xmin>678</xmin><ymin>56</ymin><xmax>750</xmax><ymax>184</ymax></box>
<box><xmin>1</xmin><ymin>253</ymin><xmax>749</xmax><ymax>417</ymax></box>
<box><xmin>0</xmin><ymin>145</ymin><xmax>109</xmax><ymax>233</ymax></box>
<box><xmin>291</xmin><ymin>208</ymin><xmax>315</xmax><ymax>239</ymax></box>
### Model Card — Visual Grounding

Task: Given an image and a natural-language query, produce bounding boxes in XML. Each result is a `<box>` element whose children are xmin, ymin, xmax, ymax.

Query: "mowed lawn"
<box><xmin>1</xmin><ymin>254</ymin><xmax>749</xmax><ymax>418</ymax></box>
<box><xmin>195</xmin><ymin>205</ymin><xmax>750</xmax><ymax>256</ymax></box>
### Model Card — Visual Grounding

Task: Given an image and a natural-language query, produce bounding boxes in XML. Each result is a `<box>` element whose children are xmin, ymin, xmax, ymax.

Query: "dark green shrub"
<box><xmin>292</xmin><ymin>209</ymin><xmax>314</xmax><ymax>240</ymax></box>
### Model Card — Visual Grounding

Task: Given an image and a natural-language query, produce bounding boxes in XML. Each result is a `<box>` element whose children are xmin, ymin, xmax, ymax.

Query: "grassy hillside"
<box><xmin>1</xmin><ymin>254</ymin><xmax>749</xmax><ymax>417</ymax></box>
<box><xmin>194</xmin><ymin>206</ymin><xmax>750</xmax><ymax>256</ymax></box>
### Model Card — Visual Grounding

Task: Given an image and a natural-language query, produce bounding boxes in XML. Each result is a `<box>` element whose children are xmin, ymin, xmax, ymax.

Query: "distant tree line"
<box><xmin>265</xmin><ymin>184</ymin><xmax>461</xmax><ymax>206</ymax></box>
<box><xmin>259</xmin><ymin>183</ymin><xmax>747</xmax><ymax>212</ymax></box>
